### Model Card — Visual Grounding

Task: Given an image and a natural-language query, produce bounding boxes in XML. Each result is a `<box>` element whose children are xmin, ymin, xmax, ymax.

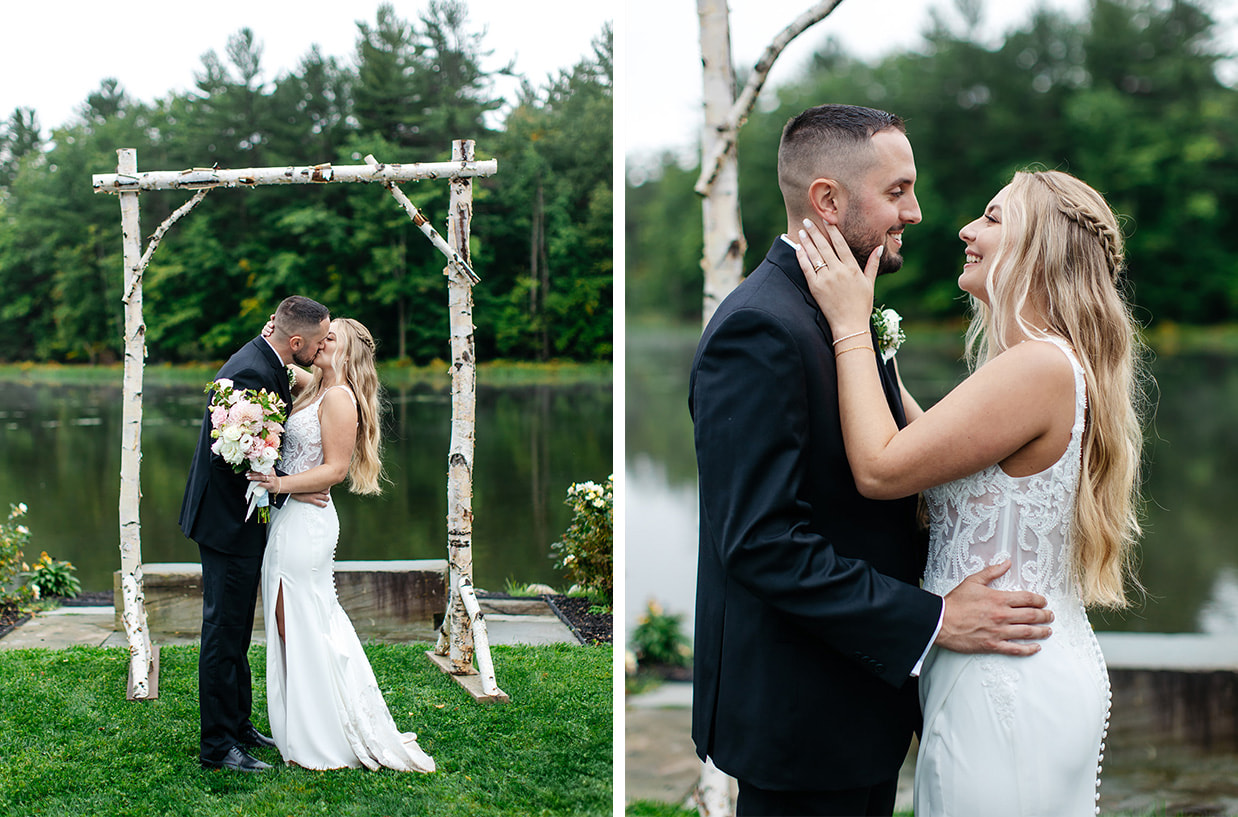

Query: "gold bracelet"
<box><xmin>276</xmin><ymin>477</ymin><xmax>282</xmax><ymax>494</ymax></box>
<box><xmin>835</xmin><ymin>345</ymin><xmax>874</xmax><ymax>358</ymax></box>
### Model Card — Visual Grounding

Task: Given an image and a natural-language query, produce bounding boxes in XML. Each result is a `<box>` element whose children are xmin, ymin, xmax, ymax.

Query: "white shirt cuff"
<box><xmin>910</xmin><ymin>604</ymin><xmax>944</xmax><ymax>678</ymax></box>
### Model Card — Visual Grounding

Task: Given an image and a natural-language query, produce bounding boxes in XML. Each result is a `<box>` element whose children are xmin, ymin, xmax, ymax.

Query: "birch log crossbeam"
<box><xmin>91</xmin><ymin>159</ymin><xmax>498</xmax><ymax>193</ymax></box>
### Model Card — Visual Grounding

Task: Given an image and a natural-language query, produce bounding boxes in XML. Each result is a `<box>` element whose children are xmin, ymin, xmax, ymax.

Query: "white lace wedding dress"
<box><xmin>915</xmin><ymin>339</ymin><xmax>1109</xmax><ymax>816</ymax></box>
<box><xmin>262</xmin><ymin>386</ymin><xmax>435</xmax><ymax>772</ymax></box>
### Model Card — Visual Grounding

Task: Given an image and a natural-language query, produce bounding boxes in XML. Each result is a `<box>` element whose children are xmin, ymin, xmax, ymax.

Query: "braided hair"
<box><xmin>964</xmin><ymin>169</ymin><xmax>1147</xmax><ymax>608</ymax></box>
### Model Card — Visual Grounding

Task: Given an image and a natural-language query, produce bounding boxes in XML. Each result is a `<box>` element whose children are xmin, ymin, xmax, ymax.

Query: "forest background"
<box><xmin>626</xmin><ymin>0</ymin><xmax>1238</xmax><ymax>333</ymax></box>
<box><xmin>0</xmin><ymin>1</ymin><xmax>613</xmax><ymax>366</ymax></box>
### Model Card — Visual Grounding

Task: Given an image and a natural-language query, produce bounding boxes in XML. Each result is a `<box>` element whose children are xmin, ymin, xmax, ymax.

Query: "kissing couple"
<box><xmin>691</xmin><ymin>104</ymin><xmax>1143</xmax><ymax>816</ymax></box>
<box><xmin>180</xmin><ymin>295</ymin><xmax>435</xmax><ymax>773</ymax></box>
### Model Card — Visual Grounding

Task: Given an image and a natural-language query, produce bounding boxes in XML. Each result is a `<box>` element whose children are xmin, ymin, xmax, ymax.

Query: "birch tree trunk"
<box><xmin>696</xmin><ymin>0</ymin><xmax>847</xmax><ymax>326</ymax></box>
<box><xmin>693</xmin><ymin>1</ymin><xmax>849</xmax><ymax>809</ymax></box>
<box><xmin>434</xmin><ymin>139</ymin><xmax>479</xmax><ymax>673</ymax></box>
<box><xmin>116</xmin><ymin>148</ymin><xmax>155</xmax><ymax>700</ymax></box>
<box><xmin>697</xmin><ymin>0</ymin><xmax>746</xmax><ymax>328</ymax></box>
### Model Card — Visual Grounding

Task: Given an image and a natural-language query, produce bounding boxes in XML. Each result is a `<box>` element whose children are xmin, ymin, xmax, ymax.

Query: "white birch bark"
<box><xmin>690</xmin><ymin>757</ymin><xmax>736</xmax><ymax>817</ymax></box>
<box><xmin>456</xmin><ymin>575</ymin><xmax>505</xmax><ymax>698</ymax></box>
<box><xmin>697</xmin><ymin>0</ymin><xmax>746</xmax><ymax>328</ymax></box>
<box><xmin>92</xmin><ymin>159</ymin><xmax>496</xmax><ymax>193</ymax></box>
<box><xmin>433</xmin><ymin>139</ymin><xmax>481</xmax><ymax>675</ymax></box>
<box><xmin>116</xmin><ymin>148</ymin><xmax>155</xmax><ymax>700</ymax></box>
<box><xmin>694</xmin><ymin>0</ymin><xmax>846</xmax><ymax>197</ymax></box>
<box><xmin>364</xmin><ymin>154</ymin><xmax>480</xmax><ymax>284</ymax></box>
<box><xmin>696</xmin><ymin>0</ymin><xmax>846</xmax><ymax>326</ymax></box>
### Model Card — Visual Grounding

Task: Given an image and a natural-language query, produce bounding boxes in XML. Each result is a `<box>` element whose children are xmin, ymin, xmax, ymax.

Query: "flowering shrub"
<box><xmin>25</xmin><ymin>551</ymin><xmax>81</xmax><ymax>599</ymax></box>
<box><xmin>0</xmin><ymin>503</ymin><xmax>35</xmax><ymax>606</ymax></box>
<box><xmin>631</xmin><ymin>599</ymin><xmax>691</xmax><ymax>669</ymax></box>
<box><xmin>550</xmin><ymin>475</ymin><xmax>613</xmax><ymax>602</ymax></box>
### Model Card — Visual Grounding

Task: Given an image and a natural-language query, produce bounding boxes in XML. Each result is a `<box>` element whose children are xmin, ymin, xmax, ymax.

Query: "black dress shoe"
<box><xmin>240</xmin><ymin>726</ymin><xmax>279</xmax><ymax>750</ymax></box>
<box><xmin>201</xmin><ymin>746</ymin><xmax>273</xmax><ymax>772</ymax></box>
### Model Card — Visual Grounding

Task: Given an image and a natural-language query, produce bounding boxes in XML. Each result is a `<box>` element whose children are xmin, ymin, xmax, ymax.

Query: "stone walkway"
<box><xmin>624</xmin><ymin>681</ymin><xmax>916</xmax><ymax>811</ymax></box>
<box><xmin>0</xmin><ymin>598</ymin><xmax>579</xmax><ymax>652</ymax></box>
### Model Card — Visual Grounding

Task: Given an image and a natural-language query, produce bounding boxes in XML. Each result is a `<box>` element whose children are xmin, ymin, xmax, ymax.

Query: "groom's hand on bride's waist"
<box><xmin>935</xmin><ymin>561</ymin><xmax>1054</xmax><ymax>657</ymax></box>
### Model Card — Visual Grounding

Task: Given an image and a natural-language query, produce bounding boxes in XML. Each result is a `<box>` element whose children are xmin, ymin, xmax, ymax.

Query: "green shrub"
<box><xmin>631</xmin><ymin>599</ymin><xmax>691</xmax><ymax>668</ymax></box>
<box><xmin>550</xmin><ymin>475</ymin><xmax>613</xmax><ymax>602</ymax></box>
<box><xmin>25</xmin><ymin>551</ymin><xmax>81</xmax><ymax>599</ymax></box>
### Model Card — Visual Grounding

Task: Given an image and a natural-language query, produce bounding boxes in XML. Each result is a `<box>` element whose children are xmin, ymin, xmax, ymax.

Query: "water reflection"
<box><xmin>0</xmin><ymin>375</ymin><xmax>612</xmax><ymax>594</ymax></box>
<box><xmin>625</xmin><ymin>326</ymin><xmax>1238</xmax><ymax>637</ymax></box>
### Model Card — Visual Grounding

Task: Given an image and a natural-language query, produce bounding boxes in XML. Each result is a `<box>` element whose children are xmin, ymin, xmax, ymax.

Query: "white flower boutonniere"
<box><xmin>287</xmin><ymin>366</ymin><xmax>296</xmax><ymax>390</ymax></box>
<box><xmin>872</xmin><ymin>306</ymin><xmax>906</xmax><ymax>363</ymax></box>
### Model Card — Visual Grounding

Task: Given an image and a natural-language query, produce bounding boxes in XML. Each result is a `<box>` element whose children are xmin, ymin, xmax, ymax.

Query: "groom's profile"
<box><xmin>180</xmin><ymin>295</ymin><xmax>329</xmax><ymax>772</ymax></box>
<box><xmin>689</xmin><ymin>104</ymin><xmax>1051</xmax><ymax>816</ymax></box>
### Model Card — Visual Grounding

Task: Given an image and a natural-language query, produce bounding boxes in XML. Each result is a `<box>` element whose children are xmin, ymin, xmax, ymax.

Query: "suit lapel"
<box><xmin>251</xmin><ymin>337</ymin><xmax>293</xmax><ymax>413</ymax></box>
<box><xmin>766</xmin><ymin>239</ymin><xmax>910</xmax><ymax>428</ymax></box>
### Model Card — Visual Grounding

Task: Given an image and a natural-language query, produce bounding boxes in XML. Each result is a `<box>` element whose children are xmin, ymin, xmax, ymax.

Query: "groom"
<box><xmin>180</xmin><ymin>295</ymin><xmax>330</xmax><ymax>772</ymax></box>
<box><xmin>690</xmin><ymin>104</ymin><xmax>1054</xmax><ymax>816</ymax></box>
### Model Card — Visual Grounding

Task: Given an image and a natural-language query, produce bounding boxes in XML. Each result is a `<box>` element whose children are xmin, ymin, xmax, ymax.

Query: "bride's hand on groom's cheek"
<box><xmin>795</xmin><ymin>218</ymin><xmax>879</xmax><ymax>332</ymax></box>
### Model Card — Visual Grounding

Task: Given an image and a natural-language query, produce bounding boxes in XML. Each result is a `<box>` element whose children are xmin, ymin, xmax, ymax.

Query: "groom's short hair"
<box><xmin>273</xmin><ymin>295</ymin><xmax>329</xmax><ymax>338</ymax></box>
<box><xmin>777</xmin><ymin>104</ymin><xmax>906</xmax><ymax>210</ymax></box>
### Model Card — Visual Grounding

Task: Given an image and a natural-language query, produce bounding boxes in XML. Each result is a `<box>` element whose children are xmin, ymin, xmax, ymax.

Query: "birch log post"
<box><xmin>697</xmin><ymin>0</ymin><xmax>746</xmax><ymax>328</ymax></box>
<box><xmin>434</xmin><ymin>139</ymin><xmax>482</xmax><ymax>676</ymax></box>
<box><xmin>116</xmin><ymin>149</ymin><xmax>156</xmax><ymax>700</ymax></box>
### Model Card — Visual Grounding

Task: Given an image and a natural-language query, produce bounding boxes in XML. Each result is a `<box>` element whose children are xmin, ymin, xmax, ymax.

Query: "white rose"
<box><xmin>881</xmin><ymin>308</ymin><xmax>901</xmax><ymax>336</ymax></box>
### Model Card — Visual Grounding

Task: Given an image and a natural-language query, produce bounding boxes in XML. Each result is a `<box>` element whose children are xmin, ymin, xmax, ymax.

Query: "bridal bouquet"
<box><xmin>205</xmin><ymin>378</ymin><xmax>286</xmax><ymax>522</ymax></box>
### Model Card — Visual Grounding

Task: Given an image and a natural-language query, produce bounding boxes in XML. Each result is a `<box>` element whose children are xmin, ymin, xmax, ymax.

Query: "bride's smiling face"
<box><xmin>958</xmin><ymin>185</ymin><xmax>1009</xmax><ymax>304</ymax></box>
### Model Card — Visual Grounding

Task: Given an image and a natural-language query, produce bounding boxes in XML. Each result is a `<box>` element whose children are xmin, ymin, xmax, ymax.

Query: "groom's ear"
<box><xmin>807</xmin><ymin>177</ymin><xmax>844</xmax><ymax>225</ymax></box>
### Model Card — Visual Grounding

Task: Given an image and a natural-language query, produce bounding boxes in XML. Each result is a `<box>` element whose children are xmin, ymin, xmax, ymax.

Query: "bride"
<box><xmin>795</xmin><ymin>169</ymin><xmax>1144</xmax><ymax>815</ymax></box>
<box><xmin>248</xmin><ymin>317</ymin><xmax>435</xmax><ymax>772</ymax></box>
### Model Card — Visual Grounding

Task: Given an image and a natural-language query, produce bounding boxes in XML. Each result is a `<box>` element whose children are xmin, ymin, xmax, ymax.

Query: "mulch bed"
<box><xmin>0</xmin><ymin>603</ymin><xmax>30</xmax><ymax>642</ymax></box>
<box><xmin>544</xmin><ymin>595</ymin><xmax>612</xmax><ymax>645</ymax></box>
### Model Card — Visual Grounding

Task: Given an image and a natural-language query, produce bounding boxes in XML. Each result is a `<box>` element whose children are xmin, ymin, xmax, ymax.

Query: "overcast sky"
<box><xmin>624</xmin><ymin>0</ymin><xmax>1238</xmax><ymax>163</ymax></box>
<box><xmin>0</xmin><ymin>0</ymin><xmax>611</xmax><ymax>135</ymax></box>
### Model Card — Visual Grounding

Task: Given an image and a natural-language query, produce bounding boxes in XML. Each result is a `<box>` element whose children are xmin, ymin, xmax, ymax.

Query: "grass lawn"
<box><xmin>0</xmin><ymin>642</ymin><xmax>611</xmax><ymax>817</ymax></box>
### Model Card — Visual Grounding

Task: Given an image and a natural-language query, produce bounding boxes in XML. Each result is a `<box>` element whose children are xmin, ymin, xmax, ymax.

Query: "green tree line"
<box><xmin>0</xmin><ymin>1</ymin><xmax>612</xmax><ymax>365</ymax></box>
<box><xmin>627</xmin><ymin>0</ymin><xmax>1238</xmax><ymax>328</ymax></box>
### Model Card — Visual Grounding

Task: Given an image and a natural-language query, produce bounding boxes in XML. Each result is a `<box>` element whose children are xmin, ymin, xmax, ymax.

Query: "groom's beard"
<box><xmin>839</xmin><ymin>216</ymin><xmax>905</xmax><ymax>277</ymax></box>
<box><xmin>292</xmin><ymin>347</ymin><xmax>319</xmax><ymax>367</ymax></box>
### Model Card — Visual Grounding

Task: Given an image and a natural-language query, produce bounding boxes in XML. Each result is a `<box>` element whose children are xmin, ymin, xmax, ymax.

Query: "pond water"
<box><xmin>626</xmin><ymin>325</ymin><xmax>1238</xmax><ymax>639</ymax></box>
<box><xmin>0</xmin><ymin>373</ymin><xmax>612</xmax><ymax>594</ymax></box>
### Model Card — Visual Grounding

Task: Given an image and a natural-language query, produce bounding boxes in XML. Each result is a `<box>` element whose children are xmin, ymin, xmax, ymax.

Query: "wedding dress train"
<box><xmin>262</xmin><ymin>386</ymin><xmax>435</xmax><ymax>772</ymax></box>
<box><xmin>915</xmin><ymin>338</ymin><xmax>1108</xmax><ymax>816</ymax></box>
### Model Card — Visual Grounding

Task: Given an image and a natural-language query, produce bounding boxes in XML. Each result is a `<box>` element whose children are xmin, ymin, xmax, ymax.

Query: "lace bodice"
<box><xmin>922</xmin><ymin>338</ymin><xmax>1087</xmax><ymax>606</ymax></box>
<box><xmin>278</xmin><ymin>386</ymin><xmax>354</xmax><ymax>476</ymax></box>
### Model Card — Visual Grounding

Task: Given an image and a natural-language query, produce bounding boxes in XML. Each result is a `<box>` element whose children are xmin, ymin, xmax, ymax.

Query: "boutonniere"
<box><xmin>287</xmin><ymin>366</ymin><xmax>296</xmax><ymax>390</ymax></box>
<box><xmin>872</xmin><ymin>306</ymin><xmax>905</xmax><ymax>363</ymax></box>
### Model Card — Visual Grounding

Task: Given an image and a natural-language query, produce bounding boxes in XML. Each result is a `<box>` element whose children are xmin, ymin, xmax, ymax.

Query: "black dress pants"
<box><xmin>736</xmin><ymin>776</ymin><xmax>899</xmax><ymax>817</ymax></box>
<box><xmin>197</xmin><ymin>543</ymin><xmax>263</xmax><ymax>762</ymax></box>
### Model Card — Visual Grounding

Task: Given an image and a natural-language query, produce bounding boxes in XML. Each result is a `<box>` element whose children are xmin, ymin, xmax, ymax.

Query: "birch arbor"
<box><xmin>93</xmin><ymin>142</ymin><xmax>497</xmax><ymax>700</ymax></box>
<box><xmin>692</xmin><ymin>3</ymin><xmax>848</xmax><ymax>811</ymax></box>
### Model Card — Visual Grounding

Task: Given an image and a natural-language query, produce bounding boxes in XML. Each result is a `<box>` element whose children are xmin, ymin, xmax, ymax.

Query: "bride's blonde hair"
<box><xmin>964</xmin><ymin>169</ymin><xmax>1148</xmax><ymax>608</ymax></box>
<box><xmin>293</xmin><ymin>317</ymin><xmax>385</xmax><ymax>495</ymax></box>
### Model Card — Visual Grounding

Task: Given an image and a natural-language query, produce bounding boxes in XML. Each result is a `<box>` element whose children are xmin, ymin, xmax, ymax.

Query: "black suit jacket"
<box><xmin>689</xmin><ymin>239</ymin><xmax>944</xmax><ymax>791</ymax></box>
<box><xmin>179</xmin><ymin>337</ymin><xmax>293</xmax><ymax>556</ymax></box>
